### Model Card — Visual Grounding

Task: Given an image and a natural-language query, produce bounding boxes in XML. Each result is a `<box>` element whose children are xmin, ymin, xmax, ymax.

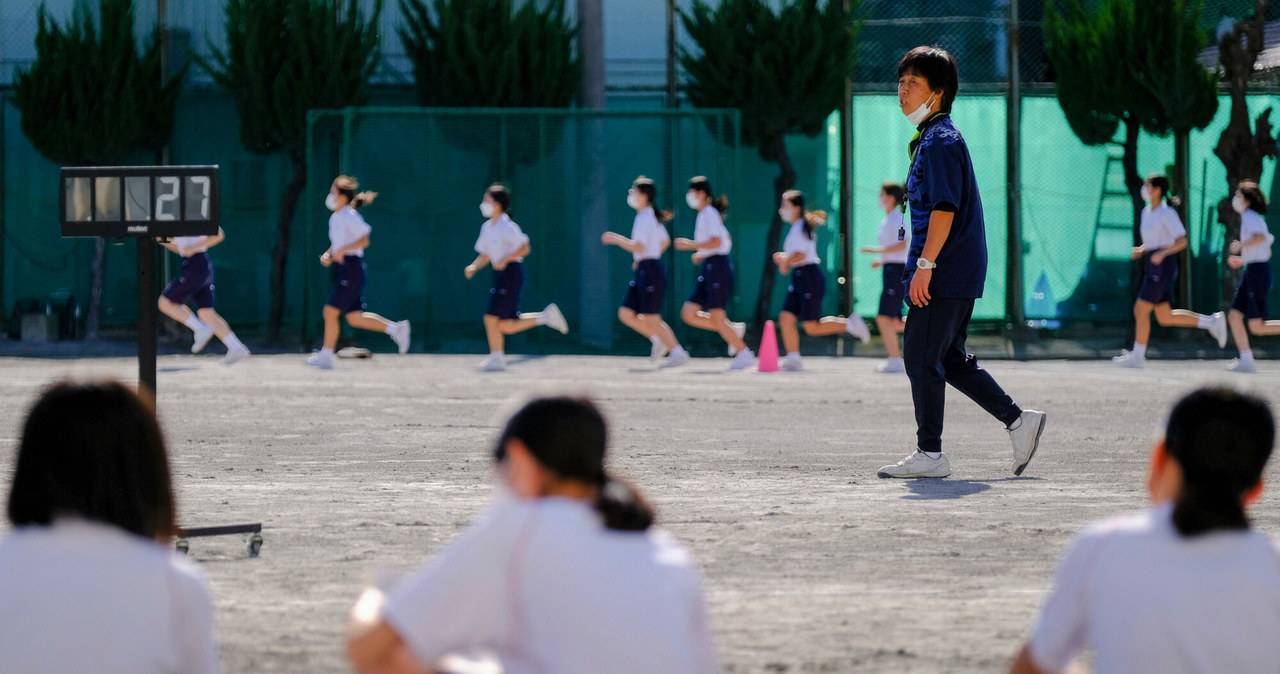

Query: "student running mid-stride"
<box><xmin>157</xmin><ymin>228</ymin><xmax>250</xmax><ymax>365</ymax></box>
<box><xmin>602</xmin><ymin>176</ymin><xmax>690</xmax><ymax>368</ymax></box>
<box><xmin>306</xmin><ymin>176</ymin><xmax>411</xmax><ymax>370</ymax></box>
<box><xmin>465</xmin><ymin>183</ymin><xmax>569</xmax><ymax>372</ymax></box>
<box><xmin>674</xmin><ymin>176</ymin><xmax>754</xmax><ymax>370</ymax></box>
<box><xmin>1225</xmin><ymin>180</ymin><xmax>1279</xmax><ymax>373</ymax></box>
<box><xmin>860</xmin><ymin>182</ymin><xmax>910</xmax><ymax>373</ymax></box>
<box><xmin>772</xmin><ymin>190</ymin><xmax>870</xmax><ymax>371</ymax></box>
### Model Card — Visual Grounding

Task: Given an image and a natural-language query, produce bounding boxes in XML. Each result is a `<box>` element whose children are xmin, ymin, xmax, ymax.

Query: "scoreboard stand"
<box><xmin>60</xmin><ymin>165</ymin><xmax>262</xmax><ymax>557</ymax></box>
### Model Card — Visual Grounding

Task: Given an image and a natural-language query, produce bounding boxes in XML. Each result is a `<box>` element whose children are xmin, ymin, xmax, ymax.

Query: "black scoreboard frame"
<box><xmin>59</xmin><ymin>165</ymin><xmax>221</xmax><ymax>238</ymax></box>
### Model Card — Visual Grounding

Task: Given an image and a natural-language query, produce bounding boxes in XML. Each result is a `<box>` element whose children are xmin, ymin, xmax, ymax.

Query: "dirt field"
<box><xmin>1</xmin><ymin>352</ymin><xmax>1277</xmax><ymax>673</ymax></box>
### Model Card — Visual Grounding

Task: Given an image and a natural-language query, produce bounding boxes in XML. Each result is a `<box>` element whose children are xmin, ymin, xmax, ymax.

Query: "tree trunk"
<box><xmin>1121</xmin><ymin>117</ymin><xmax>1142</xmax><ymax>347</ymax></box>
<box><xmin>85</xmin><ymin>238</ymin><xmax>106</xmax><ymax>340</ymax></box>
<box><xmin>1173</xmin><ymin>130</ymin><xmax>1191</xmax><ymax>309</ymax></box>
<box><xmin>753</xmin><ymin>135</ymin><xmax>796</xmax><ymax>328</ymax></box>
<box><xmin>268</xmin><ymin>156</ymin><xmax>307</xmax><ymax>344</ymax></box>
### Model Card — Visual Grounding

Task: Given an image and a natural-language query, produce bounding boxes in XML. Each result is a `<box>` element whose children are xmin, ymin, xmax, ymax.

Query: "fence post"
<box><xmin>1005</xmin><ymin>0</ymin><xmax>1027</xmax><ymax>331</ymax></box>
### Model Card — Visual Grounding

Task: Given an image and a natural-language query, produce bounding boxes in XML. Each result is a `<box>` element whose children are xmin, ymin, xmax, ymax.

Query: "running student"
<box><xmin>465</xmin><ymin>183</ymin><xmax>568</xmax><ymax>372</ymax></box>
<box><xmin>860</xmin><ymin>182</ymin><xmax>909</xmax><ymax>373</ymax></box>
<box><xmin>1010</xmin><ymin>386</ymin><xmax>1280</xmax><ymax>674</ymax></box>
<box><xmin>674</xmin><ymin>176</ymin><xmax>754</xmax><ymax>370</ymax></box>
<box><xmin>0</xmin><ymin>379</ymin><xmax>219</xmax><ymax>673</ymax></box>
<box><xmin>1225</xmin><ymin>180</ymin><xmax>1278</xmax><ymax>373</ymax></box>
<box><xmin>601</xmin><ymin>176</ymin><xmax>690</xmax><ymax>368</ymax></box>
<box><xmin>158</xmin><ymin>228</ymin><xmax>250</xmax><ymax>365</ymax></box>
<box><xmin>346</xmin><ymin>396</ymin><xmax>721</xmax><ymax>674</ymax></box>
<box><xmin>306</xmin><ymin>176</ymin><xmax>411</xmax><ymax>370</ymax></box>
<box><xmin>1113</xmin><ymin>174</ymin><xmax>1227</xmax><ymax>368</ymax></box>
<box><xmin>772</xmin><ymin>190</ymin><xmax>870</xmax><ymax>371</ymax></box>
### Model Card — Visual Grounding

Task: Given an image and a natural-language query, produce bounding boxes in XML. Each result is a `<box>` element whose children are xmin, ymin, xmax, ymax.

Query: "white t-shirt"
<box><xmin>1029</xmin><ymin>504</ymin><xmax>1280</xmax><ymax>674</ymax></box>
<box><xmin>172</xmin><ymin>236</ymin><xmax>209</xmax><ymax>256</ymax></box>
<box><xmin>1239</xmin><ymin>209</ymin><xmax>1275</xmax><ymax>263</ymax></box>
<box><xmin>782</xmin><ymin>220</ymin><xmax>820</xmax><ymax>266</ymax></box>
<box><xmin>630</xmin><ymin>207</ymin><xmax>670</xmax><ymax>262</ymax></box>
<box><xmin>877</xmin><ymin>210</ymin><xmax>909</xmax><ymax>264</ymax></box>
<box><xmin>328</xmin><ymin>206</ymin><xmax>373</xmax><ymax>258</ymax></box>
<box><xmin>474</xmin><ymin>213</ymin><xmax>530</xmax><ymax>263</ymax></box>
<box><xmin>0</xmin><ymin>518</ymin><xmax>219</xmax><ymax>674</ymax></box>
<box><xmin>384</xmin><ymin>498</ymin><xmax>720</xmax><ymax>674</ymax></box>
<box><xmin>1139</xmin><ymin>202</ymin><xmax>1187</xmax><ymax>250</ymax></box>
<box><xmin>693</xmin><ymin>206</ymin><xmax>731</xmax><ymax>257</ymax></box>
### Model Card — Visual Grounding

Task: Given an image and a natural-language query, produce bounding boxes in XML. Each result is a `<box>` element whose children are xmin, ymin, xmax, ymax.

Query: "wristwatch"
<box><xmin>916</xmin><ymin>257</ymin><xmax>937</xmax><ymax>270</ymax></box>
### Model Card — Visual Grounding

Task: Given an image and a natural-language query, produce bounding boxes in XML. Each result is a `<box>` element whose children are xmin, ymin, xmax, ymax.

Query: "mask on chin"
<box><xmin>905</xmin><ymin>93</ymin><xmax>938</xmax><ymax>126</ymax></box>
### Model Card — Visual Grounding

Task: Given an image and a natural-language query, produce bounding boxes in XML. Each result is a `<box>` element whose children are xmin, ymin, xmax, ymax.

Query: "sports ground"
<box><xmin>1</xmin><ymin>352</ymin><xmax>1278</xmax><ymax>673</ymax></box>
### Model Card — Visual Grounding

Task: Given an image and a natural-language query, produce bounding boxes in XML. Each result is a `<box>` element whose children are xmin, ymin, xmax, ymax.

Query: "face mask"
<box><xmin>686</xmin><ymin>193</ymin><xmax>701</xmax><ymax>210</ymax></box>
<box><xmin>1140</xmin><ymin>185</ymin><xmax>1151</xmax><ymax>204</ymax></box>
<box><xmin>480</xmin><ymin>202</ymin><xmax>496</xmax><ymax>218</ymax></box>
<box><xmin>1232</xmin><ymin>194</ymin><xmax>1248</xmax><ymax>214</ymax></box>
<box><xmin>905</xmin><ymin>93</ymin><xmax>937</xmax><ymax>125</ymax></box>
<box><xmin>626</xmin><ymin>193</ymin><xmax>641</xmax><ymax>210</ymax></box>
<box><xmin>325</xmin><ymin>193</ymin><xmax>339</xmax><ymax>211</ymax></box>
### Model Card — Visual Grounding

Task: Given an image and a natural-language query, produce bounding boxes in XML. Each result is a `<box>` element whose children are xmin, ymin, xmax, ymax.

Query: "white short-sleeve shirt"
<box><xmin>383</xmin><ymin>498</ymin><xmax>721</xmax><ymax>674</ymax></box>
<box><xmin>172</xmin><ymin>236</ymin><xmax>210</xmax><ymax>256</ymax></box>
<box><xmin>328</xmin><ymin>206</ymin><xmax>373</xmax><ymax>258</ymax></box>
<box><xmin>1139</xmin><ymin>202</ymin><xmax>1187</xmax><ymax>250</ymax></box>
<box><xmin>474</xmin><ymin>213</ymin><xmax>530</xmax><ymax>263</ymax></box>
<box><xmin>782</xmin><ymin>220</ymin><xmax>820</xmax><ymax>266</ymax></box>
<box><xmin>877</xmin><ymin>210</ymin><xmax>909</xmax><ymax>264</ymax></box>
<box><xmin>0</xmin><ymin>518</ymin><xmax>219</xmax><ymax>674</ymax></box>
<box><xmin>630</xmin><ymin>208</ymin><xmax>670</xmax><ymax>262</ymax></box>
<box><xmin>1029</xmin><ymin>504</ymin><xmax>1280</xmax><ymax>674</ymax></box>
<box><xmin>1239</xmin><ymin>209</ymin><xmax>1275</xmax><ymax>263</ymax></box>
<box><xmin>693</xmin><ymin>206</ymin><xmax>732</xmax><ymax>256</ymax></box>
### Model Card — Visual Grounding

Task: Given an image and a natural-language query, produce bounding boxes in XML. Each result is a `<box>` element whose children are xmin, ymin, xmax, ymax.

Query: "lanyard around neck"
<box><xmin>899</xmin><ymin>113</ymin><xmax>951</xmax><ymax>236</ymax></box>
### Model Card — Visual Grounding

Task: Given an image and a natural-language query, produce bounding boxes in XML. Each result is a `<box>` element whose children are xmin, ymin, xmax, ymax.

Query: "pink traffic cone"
<box><xmin>758</xmin><ymin>320</ymin><xmax>779</xmax><ymax>372</ymax></box>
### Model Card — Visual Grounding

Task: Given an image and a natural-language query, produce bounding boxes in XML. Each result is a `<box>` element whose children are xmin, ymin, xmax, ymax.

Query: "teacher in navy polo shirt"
<box><xmin>877</xmin><ymin>46</ymin><xmax>1047</xmax><ymax>480</ymax></box>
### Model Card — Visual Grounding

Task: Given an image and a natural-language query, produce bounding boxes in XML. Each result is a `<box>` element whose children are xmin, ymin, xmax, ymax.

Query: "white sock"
<box><xmin>1197</xmin><ymin>315</ymin><xmax>1213</xmax><ymax>329</ymax></box>
<box><xmin>921</xmin><ymin>451</ymin><xmax>942</xmax><ymax>459</ymax></box>
<box><xmin>1241</xmin><ymin>349</ymin><xmax>1254</xmax><ymax>361</ymax></box>
<box><xmin>384</xmin><ymin>322</ymin><xmax>399</xmax><ymax>335</ymax></box>
<box><xmin>222</xmin><ymin>333</ymin><xmax>245</xmax><ymax>350</ymax></box>
<box><xmin>319</xmin><ymin>347</ymin><xmax>334</xmax><ymax>357</ymax></box>
<box><xmin>183</xmin><ymin>315</ymin><xmax>207</xmax><ymax>332</ymax></box>
<box><xmin>1132</xmin><ymin>343</ymin><xmax>1147</xmax><ymax>358</ymax></box>
<box><xmin>671</xmin><ymin>345</ymin><xmax>686</xmax><ymax>355</ymax></box>
<box><xmin>785</xmin><ymin>352</ymin><xmax>800</xmax><ymax>360</ymax></box>
<box><xmin>491</xmin><ymin>350</ymin><xmax>504</xmax><ymax>357</ymax></box>
<box><xmin>650</xmin><ymin>335</ymin><xmax>663</xmax><ymax>346</ymax></box>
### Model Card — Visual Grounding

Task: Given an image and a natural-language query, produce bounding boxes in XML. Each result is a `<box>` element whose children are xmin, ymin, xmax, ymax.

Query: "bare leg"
<box><xmin>345</xmin><ymin>311</ymin><xmax>393</xmax><ymax>333</ymax></box>
<box><xmin>158</xmin><ymin>296</ymin><xmax>195</xmax><ymax>326</ymax></box>
<box><xmin>195</xmin><ymin>307</ymin><xmax>232</xmax><ymax>339</ymax></box>
<box><xmin>1153</xmin><ymin>304</ymin><xmax>1205</xmax><ymax>328</ymax></box>
<box><xmin>1133</xmin><ymin>299</ymin><xmax>1154</xmax><ymax>346</ymax></box>
<box><xmin>483</xmin><ymin>314</ymin><xmax>504</xmax><ymax>353</ymax></box>
<box><xmin>876</xmin><ymin>315</ymin><xmax>905</xmax><ymax>359</ymax></box>
<box><xmin>323</xmin><ymin>305</ymin><xmax>342</xmax><ymax>350</ymax></box>
<box><xmin>618</xmin><ymin>307</ymin><xmax>653</xmax><ymax>339</ymax></box>
<box><xmin>681</xmin><ymin>302</ymin><xmax>719</xmax><ymax>331</ymax></box>
<box><xmin>780</xmin><ymin>311</ymin><xmax>801</xmax><ymax>354</ymax></box>
<box><xmin>1229</xmin><ymin>309</ymin><xmax>1251</xmax><ymax>353</ymax></box>
<box><xmin>641</xmin><ymin>314</ymin><xmax>678</xmax><ymax>349</ymax></box>
<box><xmin>1248</xmin><ymin>317</ymin><xmax>1280</xmax><ymax>337</ymax></box>
<box><xmin>801</xmin><ymin>317</ymin><xmax>852</xmax><ymax>338</ymax></box>
<box><xmin>707</xmin><ymin>308</ymin><xmax>747</xmax><ymax>352</ymax></box>
<box><xmin>498</xmin><ymin>315</ymin><xmax>541</xmax><ymax>335</ymax></box>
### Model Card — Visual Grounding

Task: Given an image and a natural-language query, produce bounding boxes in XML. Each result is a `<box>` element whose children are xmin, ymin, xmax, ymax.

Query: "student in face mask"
<box><xmin>306</xmin><ymin>175</ymin><xmax>411</xmax><ymax>370</ymax></box>
<box><xmin>464</xmin><ymin>183</ymin><xmax>568</xmax><ymax>372</ymax></box>
<box><xmin>1224</xmin><ymin>180</ymin><xmax>1279</xmax><ymax>373</ymax></box>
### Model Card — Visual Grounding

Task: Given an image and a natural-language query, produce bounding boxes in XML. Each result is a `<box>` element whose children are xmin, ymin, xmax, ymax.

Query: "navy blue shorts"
<box><xmin>1137</xmin><ymin>252</ymin><xmax>1178</xmax><ymax>305</ymax></box>
<box><xmin>687</xmin><ymin>255</ymin><xmax>734</xmax><ymax>311</ymax></box>
<box><xmin>781</xmin><ymin>264</ymin><xmax>825</xmax><ymax>322</ymax></box>
<box><xmin>161</xmin><ymin>253</ymin><xmax>215</xmax><ymax>310</ymax></box>
<box><xmin>325</xmin><ymin>258</ymin><xmax>367</xmax><ymax>314</ymax></box>
<box><xmin>622</xmin><ymin>259</ymin><xmax>667</xmax><ymax>315</ymax></box>
<box><xmin>486</xmin><ymin>262</ymin><xmax>524</xmax><ymax>320</ymax></box>
<box><xmin>1231</xmin><ymin>263</ymin><xmax>1273</xmax><ymax>319</ymax></box>
<box><xmin>878</xmin><ymin>263</ymin><xmax>906</xmax><ymax>319</ymax></box>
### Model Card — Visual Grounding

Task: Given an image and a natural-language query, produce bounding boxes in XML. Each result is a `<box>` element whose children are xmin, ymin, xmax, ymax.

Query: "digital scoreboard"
<box><xmin>59</xmin><ymin>165</ymin><xmax>220</xmax><ymax>238</ymax></box>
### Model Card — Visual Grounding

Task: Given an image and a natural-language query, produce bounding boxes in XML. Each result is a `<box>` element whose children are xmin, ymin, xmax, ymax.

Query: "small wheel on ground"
<box><xmin>248</xmin><ymin>534</ymin><xmax>263</xmax><ymax>558</ymax></box>
<box><xmin>175</xmin><ymin>539</ymin><xmax>189</xmax><ymax>555</ymax></box>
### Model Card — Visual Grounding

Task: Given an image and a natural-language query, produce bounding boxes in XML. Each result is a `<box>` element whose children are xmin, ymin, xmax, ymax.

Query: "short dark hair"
<box><xmin>485</xmin><ymin>183</ymin><xmax>511</xmax><ymax>212</ymax></box>
<box><xmin>897</xmin><ymin>46</ymin><xmax>959</xmax><ymax>114</ymax></box>
<box><xmin>1237</xmin><ymin>180</ymin><xmax>1268</xmax><ymax>215</ymax></box>
<box><xmin>1164</xmin><ymin>387</ymin><xmax>1274</xmax><ymax>537</ymax></box>
<box><xmin>8</xmin><ymin>379</ymin><xmax>176</xmax><ymax>540</ymax></box>
<box><xmin>882</xmin><ymin>182</ymin><xmax>905</xmax><ymax>206</ymax></box>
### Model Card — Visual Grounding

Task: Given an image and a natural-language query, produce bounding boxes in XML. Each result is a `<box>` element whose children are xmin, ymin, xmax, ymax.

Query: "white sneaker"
<box><xmin>476</xmin><ymin>353</ymin><xmax>506</xmax><ymax>372</ymax></box>
<box><xmin>542</xmin><ymin>303</ymin><xmax>569</xmax><ymax>334</ymax></box>
<box><xmin>1209</xmin><ymin>311</ymin><xmax>1228</xmax><ymax>348</ymax></box>
<box><xmin>391</xmin><ymin>320</ymin><xmax>411</xmax><ymax>354</ymax></box>
<box><xmin>1227</xmin><ymin>358</ymin><xmax>1257</xmax><ymax>373</ymax></box>
<box><xmin>305</xmin><ymin>351</ymin><xmax>334</xmax><ymax>370</ymax></box>
<box><xmin>191</xmin><ymin>325</ymin><xmax>215</xmax><ymax>354</ymax></box>
<box><xmin>781</xmin><ymin>353</ymin><xmax>803</xmax><ymax>371</ymax></box>
<box><xmin>729</xmin><ymin>348</ymin><xmax>756</xmax><ymax>370</ymax></box>
<box><xmin>221</xmin><ymin>345</ymin><xmax>250</xmax><ymax>366</ymax></box>
<box><xmin>877</xmin><ymin>450</ymin><xmax>952</xmax><ymax>478</ymax></box>
<box><xmin>845</xmin><ymin>316</ymin><xmax>871</xmax><ymax>344</ymax></box>
<box><xmin>877</xmin><ymin>357</ymin><xmax>905</xmax><ymax>373</ymax></box>
<box><xmin>1008</xmin><ymin>409</ymin><xmax>1047</xmax><ymax>476</ymax></box>
<box><xmin>650</xmin><ymin>340</ymin><xmax>670</xmax><ymax>361</ymax></box>
<box><xmin>1112</xmin><ymin>350</ymin><xmax>1145</xmax><ymax>369</ymax></box>
<box><xmin>660</xmin><ymin>348</ymin><xmax>691</xmax><ymax>368</ymax></box>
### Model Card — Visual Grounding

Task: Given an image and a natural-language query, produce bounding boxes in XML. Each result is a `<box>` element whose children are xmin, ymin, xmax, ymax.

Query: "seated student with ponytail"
<box><xmin>346</xmin><ymin>396</ymin><xmax>721</xmax><ymax>674</ymax></box>
<box><xmin>1010</xmin><ymin>386</ymin><xmax>1280</xmax><ymax>674</ymax></box>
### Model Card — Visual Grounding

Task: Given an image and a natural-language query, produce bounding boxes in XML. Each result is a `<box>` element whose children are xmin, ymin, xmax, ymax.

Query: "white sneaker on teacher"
<box><xmin>1112</xmin><ymin>350</ymin><xmax>1145</xmax><ymax>369</ymax></box>
<box><xmin>1209</xmin><ymin>311</ymin><xmax>1228</xmax><ymax>348</ymax></box>
<box><xmin>729</xmin><ymin>348</ymin><xmax>756</xmax><ymax>370</ymax></box>
<box><xmin>391</xmin><ymin>320</ymin><xmax>411</xmax><ymax>354</ymax></box>
<box><xmin>191</xmin><ymin>325</ymin><xmax>216</xmax><ymax>354</ymax></box>
<box><xmin>221</xmin><ymin>345</ymin><xmax>250</xmax><ymax>366</ymax></box>
<box><xmin>877</xmin><ymin>450</ymin><xmax>952</xmax><ymax>478</ymax></box>
<box><xmin>305</xmin><ymin>350</ymin><xmax>334</xmax><ymax>370</ymax></box>
<box><xmin>476</xmin><ymin>353</ymin><xmax>506</xmax><ymax>372</ymax></box>
<box><xmin>877</xmin><ymin>357</ymin><xmax>905</xmax><ymax>373</ymax></box>
<box><xmin>845</xmin><ymin>316</ymin><xmax>871</xmax><ymax>343</ymax></box>
<box><xmin>542</xmin><ymin>303</ymin><xmax>569</xmax><ymax>334</ymax></box>
<box><xmin>1008</xmin><ymin>409</ymin><xmax>1047</xmax><ymax>476</ymax></box>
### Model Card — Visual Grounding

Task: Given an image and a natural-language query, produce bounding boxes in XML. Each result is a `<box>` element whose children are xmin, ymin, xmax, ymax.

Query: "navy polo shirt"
<box><xmin>902</xmin><ymin>114</ymin><xmax>988</xmax><ymax>299</ymax></box>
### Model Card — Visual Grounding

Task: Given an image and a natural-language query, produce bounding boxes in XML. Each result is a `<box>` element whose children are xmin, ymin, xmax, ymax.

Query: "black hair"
<box><xmin>8</xmin><ymin>379</ymin><xmax>176</xmax><ymax>540</ymax></box>
<box><xmin>333</xmin><ymin>175</ymin><xmax>377</xmax><ymax>210</ymax></box>
<box><xmin>485</xmin><ymin>183</ymin><xmax>511</xmax><ymax>213</ymax></box>
<box><xmin>493</xmin><ymin>396</ymin><xmax>654</xmax><ymax>532</ymax></box>
<box><xmin>882</xmin><ymin>182</ymin><xmax>905</xmax><ymax>206</ymax></box>
<box><xmin>688</xmin><ymin>176</ymin><xmax>728</xmax><ymax>216</ymax></box>
<box><xmin>781</xmin><ymin>189</ymin><xmax>828</xmax><ymax>240</ymax></box>
<box><xmin>897</xmin><ymin>46</ymin><xmax>959</xmax><ymax>115</ymax></box>
<box><xmin>1164</xmin><ymin>387</ymin><xmax>1274</xmax><ymax>537</ymax></box>
<box><xmin>1237</xmin><ymin>180</ymin><xmax>1269</xmax><ymax>215</ymax></box>
<box><xmin>1146</xmin><ymin>174</ymin><xmax>1182</xmax><ymax>208</ymax></box>
<box><xmin>632</xmin><ymin>176</ymin><xmax>673</xmax><ymax>223</ymax></box>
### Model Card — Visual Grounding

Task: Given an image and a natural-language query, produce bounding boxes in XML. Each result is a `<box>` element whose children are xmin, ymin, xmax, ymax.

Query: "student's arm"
<box><xmin>1231</xmin><ymin>232</ymin><xmax>1270</xmax><ymax>252</ymax></box>
<box><xmin>202</xmin><ymin>228</ymin><xmax>226</xmax><ymax>250</ymax></box>
<box><xmin>1149</xmin><ymin>236</ymin><xmax>1187</xmax><ymax>264</ymax></box>
<box><xmin>908</xmin><ymin>210</ymin><xmax>954</xmax><ymax>307</ymax></box>
<box><xmin>601</xmin><ymin>231</ymin><xmax>643</xmax><ymax>253</ymax></box>
<box><xmin>158</xmin><ymin>239</ymin><xmax>182</xmax><ymax>255</ymax></box>
<box><xmin>347</xmin><ymin>591</ymin><xmax>437</xmax><ymax>674</ymax></box>
<box><xmin>464</xmin><ymin>254</ymin><xmax>490</xmax><ymax>279</ymax></box>
<box><xmin>673</xmin><ymin>236</ymin><xmax>722</xmax><ymax>251</ymax></box>
<box><xmin>493</xmin><ymin>241</ymin><xmax>530</xmax><ymax>270</ymax></box>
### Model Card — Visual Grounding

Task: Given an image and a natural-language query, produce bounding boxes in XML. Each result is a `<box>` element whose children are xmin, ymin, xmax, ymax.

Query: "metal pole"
<box><xmin>838</xmin><ymin>0</ymin><xmax>854</xmax><ymax>318</ymax></box>
<box><xmin>138</xmin><ymin>238</ymin><xmax>158</xmax><ymax>393</ymax></box>
<box><xmin>1005</xmin><ymin>0</ymin><xmax>1026</xmax><ymax>330</ymax></box>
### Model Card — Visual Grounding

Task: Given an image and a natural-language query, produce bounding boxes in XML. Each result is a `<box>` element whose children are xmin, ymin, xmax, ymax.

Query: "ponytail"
<box><xmin>710</xmin><ymin>195</ymin><xmax>729</xmax><ymax>216</ymax></box>
<box><xmin>352</xmin><ymin>191</ymin><xmax>378</xmax><ymax>211</ymax></box>
<box><xmin>688</xmin><ymin>176</ymin><xmax>728</xmax><ymax>216</ymax></box>
<box><xmin>594</xmin><ymin>475</ymin><xmax>655</xmax><ymax>532</ymax></box>
<box><xmin>782</xmin><ymin>189</ymin><xmax>824</xmax><ymax>239</ymax></box>
<box><xmin>656</xmin><ymin>208</ymin><xmax>674</xmax><ymax>224</ymax></box>
<box><xmin>632</xmin><ymin>176</ymin><xmax>673</xmax><ymax>223</ymax></box>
